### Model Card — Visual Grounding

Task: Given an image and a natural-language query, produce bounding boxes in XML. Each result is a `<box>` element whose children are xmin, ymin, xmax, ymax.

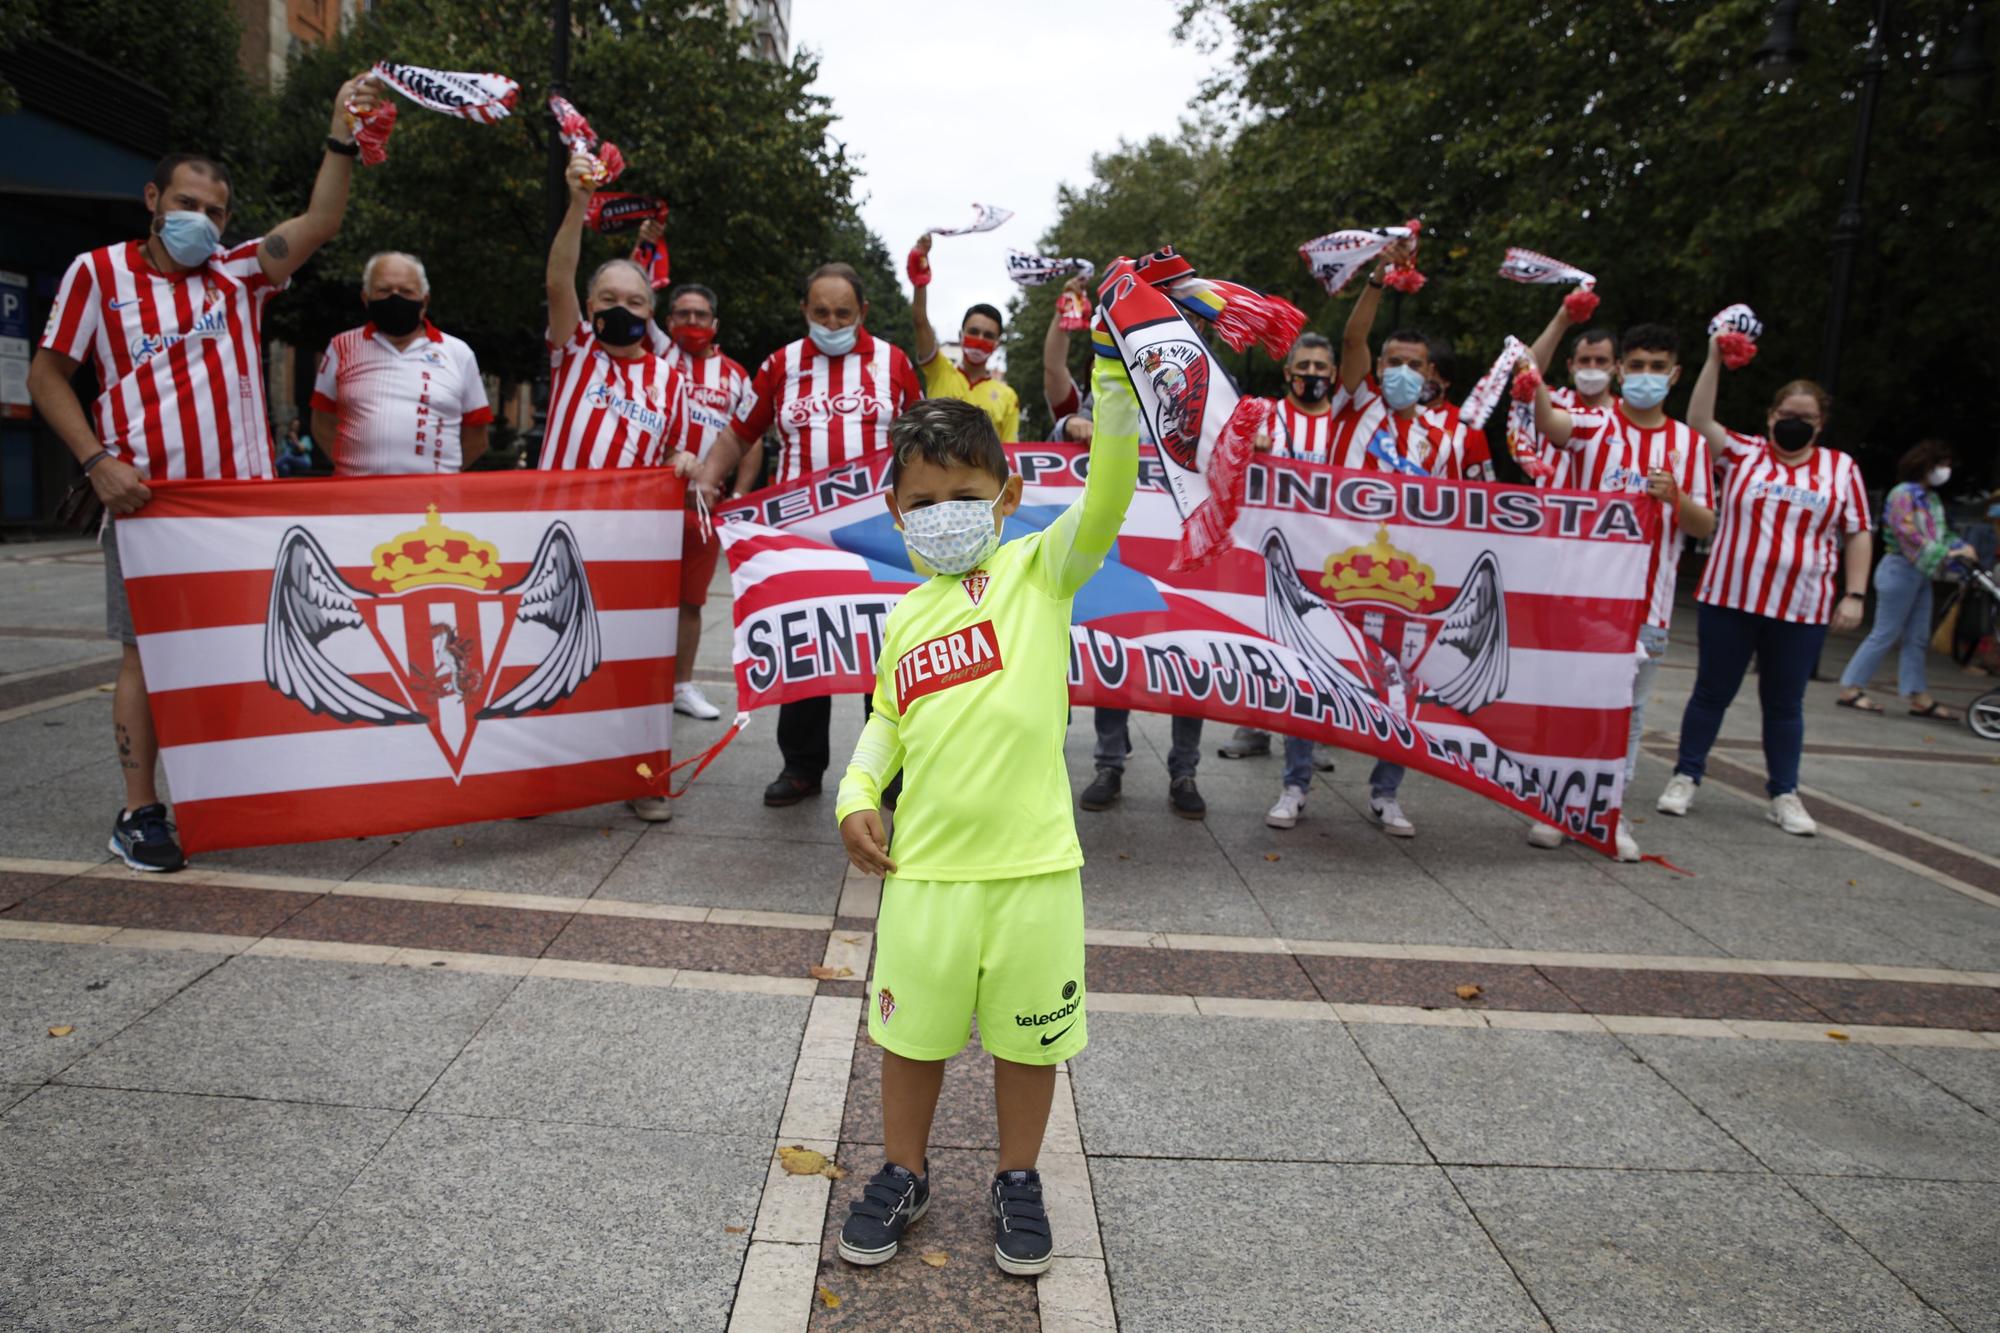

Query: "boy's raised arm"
<box><xmin>1037</xmin><ymin>354</ymin><xmax>1141</xmax><ymax>596</ymax></box>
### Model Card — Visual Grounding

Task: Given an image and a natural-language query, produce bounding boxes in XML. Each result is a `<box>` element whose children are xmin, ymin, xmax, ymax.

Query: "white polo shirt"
<box><xmin>311</xmin><ymin>321</ymin><xmax>492</xmax><ymax>475</ymax></box>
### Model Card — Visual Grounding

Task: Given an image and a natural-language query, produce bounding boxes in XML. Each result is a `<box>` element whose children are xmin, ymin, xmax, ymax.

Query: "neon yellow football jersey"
<box><xmin>835</xmin><ymin>361</ymin><xmax>1139</xmax><ymax>881</ymax></box>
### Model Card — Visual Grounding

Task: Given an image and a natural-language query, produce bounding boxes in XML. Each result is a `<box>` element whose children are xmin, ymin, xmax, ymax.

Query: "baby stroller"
<box><xmin>1962</xmin><ymin>563</ymin><xmax>2000</xmax><ymax>742</ymax></box>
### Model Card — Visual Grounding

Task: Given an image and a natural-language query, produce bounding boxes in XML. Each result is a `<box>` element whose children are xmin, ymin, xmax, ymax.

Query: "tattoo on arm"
<box><xmin>264</xmin><ymin>231</ymin><xmax>291</xmax><ymax>260</ymax></box>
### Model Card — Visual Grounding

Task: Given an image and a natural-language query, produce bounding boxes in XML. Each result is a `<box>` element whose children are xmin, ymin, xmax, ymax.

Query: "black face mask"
<box><xmin>366</xmin><ymin>293</ymin><xmax>425</xmax><ymax>338</ymax></box>
<box><xmin>1293</xmin><ymin>374</ymin><xmax>1332</xmax><ymax>404</ymax></box>
<box><xmin>1419</xmin><ymin>380</ymin><xmax>1443</xmax><ymax>406</ymax></box>
<box><xmin>593</xmin><ymin>305</ymin><xmax>649</xmax><ymax>348</ymax></box>
<box><xmin>1771</xmin><ymin>417</ymin><xmax>1817</xmax><ymax>452</ymax></box>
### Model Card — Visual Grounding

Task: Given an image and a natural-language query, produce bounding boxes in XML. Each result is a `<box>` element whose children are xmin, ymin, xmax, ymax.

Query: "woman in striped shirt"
<box><xmin>1658</xmin><ymin>336</ymin><xmax>1872</xmax><ymax>837</ymax></box>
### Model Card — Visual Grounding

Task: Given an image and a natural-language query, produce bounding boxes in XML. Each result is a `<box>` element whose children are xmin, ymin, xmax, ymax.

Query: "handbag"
<box><xmin>52</xmin><ymin>474</ymin><xmax>104</xmax><ymax>533</ymax></box>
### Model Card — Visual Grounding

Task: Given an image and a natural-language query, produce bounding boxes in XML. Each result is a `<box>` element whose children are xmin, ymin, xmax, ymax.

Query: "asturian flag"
<box><xmin>115</xmin><ymin>471</ymin><xmax>681</xmax><ymax>853</ymax></box>
<box><xmin>718</xmin><ymin>449</ymin><xmax>1659</xmax><ymax>855</ymax></box>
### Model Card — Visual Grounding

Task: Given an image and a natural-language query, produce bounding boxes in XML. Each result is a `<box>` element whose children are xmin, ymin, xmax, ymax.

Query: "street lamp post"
<box><xmin>545</xmin><ymin>0</ymin><xmax>572</xmax><ymax>247</ymax></box>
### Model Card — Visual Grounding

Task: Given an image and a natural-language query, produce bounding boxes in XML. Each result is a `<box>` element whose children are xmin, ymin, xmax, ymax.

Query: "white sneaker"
<box><xmin>1369</xmin><ymin>797</ymin><xmax>1415</xmax><ymax>838</ymax></box>
<box><xmin>1526</xmin><ymin>821</ymin><xmax>1565</xmax><ymax>849</ymax></box>
<box><xmin>674</xmin><ymin>682</ymin><xmax>722</xmax><ymax>720</ymax></box>
<box><xmin>1266</xmin><ymin>785</ymin><xmax>1308</xmax><ymax>829</ymax></box>
<box><xmin>1768</xmin><ymin>793</ymin><xmax>1817</xmax><ymax>836</ymax></box>
<box><xmin>628</xmin><ymin>796</ymin><xmax>673</xmax><ymax>823</ymax></box>
<box><xmin>1656</xmin><ymin>774</ymin><xmax>1697</xmax><ymax>816</ymax></box>
<box><xmin>1614</xmin><ymin>820</ymin><xmax>1642</xmax><ymax>862</ymax></box>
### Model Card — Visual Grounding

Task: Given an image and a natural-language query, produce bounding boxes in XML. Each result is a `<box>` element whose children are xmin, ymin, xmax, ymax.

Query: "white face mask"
<box><xmin>1927</xmin><ymin>465</ymin><xmax>1952</xmax><ymax>489</ymax></box>
<box><xmin>899</xmin><ymin>495</ymin><xmax>1003</xmax><ymax>574</ymax></box>
<box><xmin>1572</xmin><ymin>367</ymin><xmax>1612</xmax><ymax>397</ymax></box>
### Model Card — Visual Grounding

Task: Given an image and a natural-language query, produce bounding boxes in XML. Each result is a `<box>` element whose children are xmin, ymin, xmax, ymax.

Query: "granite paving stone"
<box><xmin>420</xmin><ymin>976</ymin><xmax>806</xmax><ymax>1134</ymax></box>
<box><xmin>1883</xmin><ymin>1046</ymin><xmax>2000</xmax><ymax>1117</ymax></box>
<box><xmin>842</xmin><ymin>1015</ymin><xmax>997</xmax><ymax>1150</ymax></box>
<box><xmin>812</xmin><ymin>1146</ymin><xmax>1041</xmax><ymax>1330</ymax></box>
<box><xmin>0</xmin><ymin>1085</ymin><xmax>402</xmax><ymax>1333</ymax></box>
<box><xmin>1450</xmin><ymin>1166</ymin><xmax>1950</xmax><ymax>1332</ymax></box>
<box><xmin>595</xmin><ymin>829</ymin><xmax>846</xmax><ymax>916</ymax></box>
<box><xmin>272</xmin><ymin>893</ymin><xmax>570</xmax><ymax>957</ymax></box>
<box><xmin>59</xmin><ymin>955</ymin><xmax>518</xmax><ymax>1110</ymax></box>
<box><xmin>189</xmin><ymin>832</ymin><xmax>401</xmax><ymax>882</ymax></box>
<box><xmin>1772</xmin><ymin>974</ymin><xmax>2000</xmax><ymax>1031</ymax></box>
<box><xmin>1091</xmin><ymin>1159</ymin><xmax>1544</xmax><ymax>1332</ymax></box>
<box><xmin>0</xmin><ymin>940</ymin><xmax>220</xmax><ymax>1082</ymax></box>
<box><xmin>239</xmin><ymin>1113</ymin><xmax>767</xmax><ymax>1332</ymax></box>
<box><xmin>1623</xmin><ymin>880</ymin><xmax>1961</xmax><ymax>969</ymax></box>
<box><xmin>1243</xmin><ymin>868</ymin><xmax>1512</xmax><ymax>949</ymax></box>
<box><xmin>1351</xmin><ymin>1024</ymin><xmax>1758</xmax><ymax>1170</ymax></box>
<box><xmin>1628</xmin><ymin>1034</ymin><xmax>2000</xmax><ymax>1181</ymax></box>
<box><xmin>1444</xmin><ymin>873</ymin><xmax>1725</xmax><ymax>957</ymax></box>
<box><xmin>1070</xmin><ymin>1012</ymin><xmax>1425</xmax><ymax>1162</ymax></box>
<box><xmin>1790</xmin><ymin>1177</ymin><xmax>2000</xmax><ymax>1333</ymax></box>
<box><xmin>0</xmin><ymin>870</ymin><xmax>73</xmax><ymax>913</ymax></box>
<box><xmin>352</xmin><ymin>816</ymin><xmax>643</xmax><ymax>898</ymax></box>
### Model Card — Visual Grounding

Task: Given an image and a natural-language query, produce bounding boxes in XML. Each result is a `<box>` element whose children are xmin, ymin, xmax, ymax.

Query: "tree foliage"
<box><xmin>1010</xmin><ymin>0</ymin><xmax>1997</xmax><ymax>475</ymax></box>
<box><xmin>254</xmin><ymin>0</ymin><xmax>909</xmax><ymax>383</ymax></box>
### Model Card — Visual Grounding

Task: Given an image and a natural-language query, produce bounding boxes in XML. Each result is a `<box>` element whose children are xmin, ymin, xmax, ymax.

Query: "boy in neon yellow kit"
<box><xmin>835</xmin><ymin>357</ymin><xmax>1138</xmax><ymax>1276</ymax></box>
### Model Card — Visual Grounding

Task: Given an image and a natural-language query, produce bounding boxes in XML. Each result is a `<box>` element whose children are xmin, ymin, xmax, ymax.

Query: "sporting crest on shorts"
<box><xmin>878</xmin><ymin>987</ymin><xmax>896</xmax><ymax>1025</ymax></box>
<box><xmin>263</xmin><ymin>506</ymin><xmax>602</xmax><ymax>780</ymax></box>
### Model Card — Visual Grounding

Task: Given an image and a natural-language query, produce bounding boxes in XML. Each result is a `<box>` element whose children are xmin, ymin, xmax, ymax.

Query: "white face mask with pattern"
<box><xmin>899</xmin><ymin>495</ymin><xmax>1002</xmax><ymax>574</ymax></box>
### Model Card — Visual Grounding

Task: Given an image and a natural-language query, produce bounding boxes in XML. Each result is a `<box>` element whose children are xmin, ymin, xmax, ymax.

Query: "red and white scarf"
<box><xmin>928</xmin><ymin>203</ymin><xmax>1013</xmax><ymax>236</ymax></box>
<box><xmin>1298</xmin><ymin>222</ymin><xmax>1418</xmax><ymax>295</ymax></box>
<box><xmin>588</xmin><ymin>193</ymin><xmax>671</xmax><ymax>289</ymax></box>
<box><xmin>372</xmin><ymin>62</ymin><xmax>519</xmax><ymax>123</ymax></box>
<box><xmin>1005</xmin><ymin>250</ymin><xmax>1095</xmax><ymax>286</ymax></box>
<box><xmin>549</xmin><ymin>94</ymin><xmax>625</xmax><ymax>185</ymax></box>
<box><xmin>1708</xmin><ymin>303</ymin><xmax>1763</xmax><ymax>369</ymax></box>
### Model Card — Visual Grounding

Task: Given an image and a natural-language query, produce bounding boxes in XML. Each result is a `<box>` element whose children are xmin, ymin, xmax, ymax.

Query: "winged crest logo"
<box><xmin>1137</xmin><ymin>340</ymin><xmax>1209</xmax><ymax>470</ymax></box>
<box><xmin>263</xmin><ymin>506</ymin><xmax>602</xmax><ymax>779</ymax></box>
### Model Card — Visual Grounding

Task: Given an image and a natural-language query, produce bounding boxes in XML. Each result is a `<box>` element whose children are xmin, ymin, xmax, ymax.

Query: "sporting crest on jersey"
<box><xmin>264</xmin><ymin>506</ymin><xmax>602</xmax><ymax>779</ymax></box>
<box><xmin>1137</xmin><ymin>340</ymin><xmax>1210</xmax><ymax>470</ymax></box>
<box><xmin>961</xmin><ymin>571</ymin><xmax>990</xmax><ymax>605</ymax></box>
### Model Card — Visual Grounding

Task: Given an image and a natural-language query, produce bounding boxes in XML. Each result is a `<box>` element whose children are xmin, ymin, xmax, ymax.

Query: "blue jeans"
<box><xmin>1282</xmin><ymin>735</ymin><xmax>1315</xmax><ymax>791</ymax></box>
<box><xmin>1369</xmin><ymin>761</ymin><xmax>1403</xmax><ymax>801</ymax></box>
<box><xmin>1838</xmin><ymin>554</ymin><xmax>1933</xmax><ymax>699</ymax></box>
<box><xmin>1627</xmin><ymin>624</ymin><xmax>1669</xmax><ymax>784</ymax></box>
<box><xmin>1675</xmin><ymin>602</ymin><xmax>1829</xmax><ymax>797</ymax></box>
<box><xmin>1094</xmin><ymin>708</ymin><xmax>1202</xmax><ymax>780</ymax></box>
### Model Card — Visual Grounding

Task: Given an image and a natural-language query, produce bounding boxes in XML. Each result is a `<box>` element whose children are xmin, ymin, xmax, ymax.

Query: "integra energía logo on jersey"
<box><xmin>895</xmin><ymin>620</ymin><xmax>1002</xmax><ymax>711</ymax></box>
<box><xmin>263</xmin><ymin>506</ymin><xmax>602</xmax><ymax>780</ymax></box>
<box><xmin>584</xmin><ymin>381</ymin><xmax>668</xmax><ymax>434</ymax></box>
<box><xmin>130</xmin><ymin>294</ymin><xmax>231</xmax><ymax>365</ymax></box>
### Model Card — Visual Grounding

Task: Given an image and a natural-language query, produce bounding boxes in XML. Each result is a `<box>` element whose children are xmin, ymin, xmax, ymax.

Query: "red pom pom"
<box><xmin>1403</xmin><ymin>218</ymin><xmax>1423</xmax><ymax>238</ymax></box>
<box><xmin>1563</xmin><ymin>287</ymin><xmax>1600</xmax><ymax>323</ymax></box>
<box><xmin>1510</xmin><ymin>364</ymin><xmax>1543</xmax><ymax>403</ymax></box>
<box><xmin>1716</xmin><ymin>331</ymin><xmax>1758</xmax><ymax>370</ymax></box>
<box><xmin>350</xmin><ymin>101</ymin><xmax>397</xmax><ymax>166</ymax></box>
<box><xmin>905</xmin><ymin>246</ymin><xmax>931</xmax><ymax>288</ymax></box>
<box><xmin>1383</xmin><ymin>266</ymin><xmax>1426</xmax><ymax>294</ymax></box>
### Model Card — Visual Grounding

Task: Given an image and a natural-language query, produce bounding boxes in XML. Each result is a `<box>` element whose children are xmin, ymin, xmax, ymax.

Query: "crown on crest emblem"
<box><xmin>1319</xmin><ymin>526</ymin><xmax>1438</xmax><ymax>612</ymax></box>
<box><xmin>369</xmin><ymin>506</ymin><xmax>504</xmax><ymax>593</ymax></box>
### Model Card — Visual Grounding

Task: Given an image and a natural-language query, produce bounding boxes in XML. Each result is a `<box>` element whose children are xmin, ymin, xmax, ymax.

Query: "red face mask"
<box><xmin>669</xmin><ymin>324</ymin><xmax>715</xmax><ymax>356</ymax></box>
<box><xmin>961</xmin><ymin>333</ymin><xmax>997</xmax><ymax>366</ymax></box>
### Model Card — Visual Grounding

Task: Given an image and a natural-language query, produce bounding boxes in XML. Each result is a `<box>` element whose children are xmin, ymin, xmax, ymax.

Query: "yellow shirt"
<box><xmin>921</xmin><ymin>352</ymin><xmax>1020</xmax><ymax>442</ymax></box>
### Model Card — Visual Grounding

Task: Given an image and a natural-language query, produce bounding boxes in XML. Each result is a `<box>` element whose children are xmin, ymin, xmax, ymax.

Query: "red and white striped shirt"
<box><xmin>1325</xmin><ymin>381</ymin><xmax>1488</xmax><ymax>480</ymax></box>
<box><xmin>1265</xmin><ymin>394</ymin><xmax>1345</xmax><ymax>463</ymax></box>
<box><xmin>311</xmin><ymin>322</ymin><xmax>492</xmax><ymax>475</ymax></box>
<box><xmin>1564</xmin><ymin>405</ymin><xmax>1713</xmax><ymax>629</ymax></box>
<box><xmin>1698</xmin><ymin>432</ymin><xmax>1870</xmax><ymax>625</ymax></box>
<box><xmin>540</xmin><ymin>322</ymin><xmax>685</xmax><ymax>471</ymax></box>
<box><xmin>735</xmin><ymin>329</ymin><xmax>920</xmax><ymax>484</ymax></box>
<box><xmin>669</xmin><ymin>345</ymin><xmax>753</xmax><ymax>461</ymax></box>
<box><xmin>39</xmin><ymin>238</ymin><xmax>282</xmax><ymax>480</ymax></box>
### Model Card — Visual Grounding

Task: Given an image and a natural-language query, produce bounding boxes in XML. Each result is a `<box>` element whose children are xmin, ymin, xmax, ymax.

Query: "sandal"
<box><xmin>1909</xmin><ymin>700</ymin><xmax>1961</xmax><ymax>723</ymax></box>
<box><xmin>1837</xmin><ymin>691</ymin><xmax>1885</xmax><ymax>714</ymax></box>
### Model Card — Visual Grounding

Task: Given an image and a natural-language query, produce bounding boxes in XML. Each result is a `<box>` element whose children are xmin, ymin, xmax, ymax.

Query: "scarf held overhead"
<box><xmin>1005</xmin><ymin>250</ymin><xmax>1096</xmax><ymax>287</ymax></box>
<box><xmin>928</xmin><ymin>203</ymin><xmax>1014</xmax><ymax>236</ymax></box>
<box><xmin>371</xmin><ymin>62</ymin><xmax>519</xmax><ymax>123</ymax></box>
<box><xmin>549</xmin><ymin>94</ymin><xmax>625</xmax><ymax>185</ymax></box>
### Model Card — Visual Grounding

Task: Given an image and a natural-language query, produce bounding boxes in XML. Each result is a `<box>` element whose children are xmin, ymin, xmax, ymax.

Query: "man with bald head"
<box><xmin>312</xmin><ymin>250</ymin><xmax>492</xmax><ymax>474</ymax></box>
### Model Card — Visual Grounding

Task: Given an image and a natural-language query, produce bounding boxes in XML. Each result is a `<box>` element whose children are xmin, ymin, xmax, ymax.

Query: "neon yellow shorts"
<box><xmin>867</xmin><ymin>868</ymin><xmax>1086</xmax><ymax>1066</ymax></box>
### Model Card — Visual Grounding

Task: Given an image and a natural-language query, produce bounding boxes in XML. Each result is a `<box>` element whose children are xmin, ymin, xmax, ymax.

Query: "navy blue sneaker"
<box><xmin>838</xmin><ymin>1161</ymin><xmax>929</xmax><ymax>1266</ymax></box>
<box><xmin>110</xmin><ymin>804</ymin><xmax>185</xmax><ymax>873</ymax></box>
<box><xmin>991</xmin><ymin>1168</ymin><xmax>1053</xmax><ymax>1276</ymax></box>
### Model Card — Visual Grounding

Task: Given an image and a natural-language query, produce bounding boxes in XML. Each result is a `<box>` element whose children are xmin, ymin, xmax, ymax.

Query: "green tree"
<box><xmin>256</xmin><ymin>0</ymin><xmax>909</xmax><ymax>387</ymax></box>
<box><xmin>1178</xmin><ymin>0</ymin><xmax>1998</xmax><ymax>477</ymax></box>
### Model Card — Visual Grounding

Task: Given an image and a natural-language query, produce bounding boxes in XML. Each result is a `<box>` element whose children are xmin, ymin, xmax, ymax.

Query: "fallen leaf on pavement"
<box><xmin>1117</xmin><ymin>853</ymin><xmax>1129</xmax><ymax>860</ymax></box>
<box><xmin>809</xmin><ymin>965</ymin><xmax>854</xmax><ymax>981</ymax></box>
<box><xmin>919</xmin><ymin>1250</ymin><xmax>949</xmax><ymax>1268</ymax></box>
<box><xmin>1910</xmin><ymin>801</ymin><xmax>1922</xmax><ymax>808</ymax></box>
<box><xmin>839</xmin><ymin>934</ymin><xmax>863</xmax><ymax>945</ymax></box>
<box><xmin>452</xmin><ymin>837</ymin><xmax>464</xmax><ymax>848</ymax></box>
<box><xmin>1454</xmin><ymin>984</ymin><xmax>1484</xmax><ymax>1001</ymax></box>
<box><xmin>822</xmin><ymin>1163</ymin><xmax>847</xmax><ymax>1180</ymax></box>
<box><xmin>778</xmin><ymin>1145</ymin><xmax>830</xmax><ymax>1175</ymax></box>
<box><xmin>47</xmin><ymin>1025</ymin><xmax>74</xmax><ymax>1038</ymax></box>
<box><xmin>817</xmin><ymin>1286</ymin><xmax>841</xmax><ymax>1309</ymax></box>
<box><xmin>1848</xmin><ymin>880</ymin><xmax>1857</xmax><ymax>886</ymax></box>
<box><xmin>723</xmin><ymin>1225</ymin><xmax>746</xmax><ymax>1234</ymax></box>
<box><xmin>1827</xmin><ymin>1030</ymin><xmax>1850</xmax><ymax>1041</ymax></box>
<box><xmin>1264</xmin><ymin>853</ymin><xmax>1281</xmax><ymax>862</ymax></box>
<box><xmin>599</xmin><ymin>827</ymin><xmax>611</xmax><ymax>837</ymax></box>
<box><xmin>95</xmin><ymin>683</ymin><xmax>115</xmax><ymax>693</ymax></box>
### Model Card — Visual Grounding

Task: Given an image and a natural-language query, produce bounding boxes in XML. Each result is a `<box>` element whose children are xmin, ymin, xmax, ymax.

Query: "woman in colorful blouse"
<box><xmin>1836</xmin><ymin>440</ymin><xmax>1976</xmax><ymax>721</ymax></box>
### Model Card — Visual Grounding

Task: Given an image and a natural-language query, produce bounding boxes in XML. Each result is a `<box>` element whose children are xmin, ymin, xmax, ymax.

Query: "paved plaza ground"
<box><xmin>2</xmin><ymin>533</ymin><xmax>1998</xmax><ymax>1331</ymax></box>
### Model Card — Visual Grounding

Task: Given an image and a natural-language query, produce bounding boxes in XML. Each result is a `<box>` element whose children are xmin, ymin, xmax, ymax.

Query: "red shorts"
<box><xmin>680</xmin><ymin>513</ymin><xmax>721</xmax><ymax>608</ymax></box>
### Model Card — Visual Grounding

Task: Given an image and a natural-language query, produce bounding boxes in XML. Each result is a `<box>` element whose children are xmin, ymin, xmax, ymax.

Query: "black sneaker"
<box><xmin>763</xmin><ymin>770</ymin><xmax>822</xmax><ymax>807</ymax></box>
<box><xmin>1079</xmin><ymin>767</ymin><xmax>1122</xmax><ymax>812</ymax></box>
<box><xmin>838</xmin><ymin>1161</ymin><xmax>930</xmax><ymax>1266</ymax></box>
<box><xmin>991</xmin><ymin>1169</ymin><xmax>1053</xmax><ymax>1276</ymax></box>
<box><xmin>1169</xmin><ymin>776</ymin><xmax>1206</xmax><ymax>820</ymax></box>
<box><xmin>109</xmin><ymin>804</ymin><xmax>185</xmax><ymax>873</ymax></box>
<box><xmin>1216</xmin><ymin>727</ymin><xmax>1271</xmax><ymax>759</ymax></box>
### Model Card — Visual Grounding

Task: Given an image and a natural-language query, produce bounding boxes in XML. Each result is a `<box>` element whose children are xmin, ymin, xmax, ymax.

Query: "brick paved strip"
<box><xmin>0</xmin><ymin>657</ymin><xmax>120</xmax><ymax>713</ymax></box>
<box><xmin>6</xmin><ymin>876</ymin><xmax>314</xmax><ymax>936</ymax></box>
<box><xmin>1086</xmin><ymin>942</ymin><xmax>1319</xmax><ymax>1001</ymax></box>
<box><xmin>1299</xmin><ymin>955</ymin><xmax>1581</xmax><ymax>1014</ymax></box>
<box><xmin>546</xmin><ymin>913</ymin><xmax>826</xmax><ymax>979</ymax></box>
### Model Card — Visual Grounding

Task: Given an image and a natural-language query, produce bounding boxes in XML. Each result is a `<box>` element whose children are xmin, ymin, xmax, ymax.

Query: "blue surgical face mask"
<box><xmin>156</xmin><ymin>210</ymin><xmax>219</xmax><ymax>267</ymax></box>
<box><xmin>899</xmin><ymin>495</ymin><xmax>1002</xmax><ymax>575</ymax></box>
<box><xmin>808</xmin><ymin>320</ymin><xmax>858</xmax><ymax>357</ymax></box>
<box><xmin>1380</xmin><ymin>365</ymin><xmax>1426</xmax><ymax>412</ymax></box>
<box><xmin>1622</xmin><ymin>372</ymin><xmax>1671</xmax><ymax>410</ymax></box>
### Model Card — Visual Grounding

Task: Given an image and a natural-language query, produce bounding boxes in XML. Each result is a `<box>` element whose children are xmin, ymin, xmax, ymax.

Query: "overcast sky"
<box><xmin>790</xmin><ymin>0</ymin><xmax>1230</xmax><ymax>354</ymax></box>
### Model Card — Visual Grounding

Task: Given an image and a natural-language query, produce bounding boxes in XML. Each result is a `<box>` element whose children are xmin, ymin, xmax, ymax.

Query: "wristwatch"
<box><xmin>1842</xmin><ymin>592</ymin><xmax>1865</xmax><ymax>601</ymax></box>
<box><xmin>325</xmin><ymin>136</ymin><xmax>360</xmax><ymax>157</ymax></box>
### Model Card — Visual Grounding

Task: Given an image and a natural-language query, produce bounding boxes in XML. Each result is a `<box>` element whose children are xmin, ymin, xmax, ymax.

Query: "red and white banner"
<box><xmin>117</xmin><ymin>471</ymin><xmax>681</xmax><ymax>853</ymax></box>
<box><xmin>719</xmin><ymin>447</ymin><xmax>1659</xmax><ymax>853</ymax></box>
